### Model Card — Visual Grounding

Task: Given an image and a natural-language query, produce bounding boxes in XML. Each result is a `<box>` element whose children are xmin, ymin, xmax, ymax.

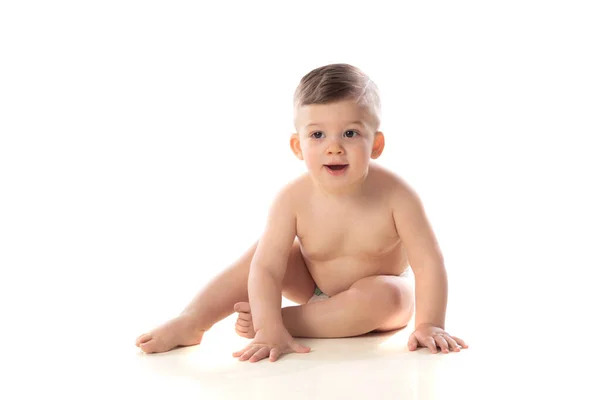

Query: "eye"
<box><xmin>344</xmin><ymin>130</ymin><xmax>359</xmax><ymax>138</ymax></box>
<box><xmin>311</xmin><ymin>131</ymin><xmax>324</xmax><ymax>139</ymax></box>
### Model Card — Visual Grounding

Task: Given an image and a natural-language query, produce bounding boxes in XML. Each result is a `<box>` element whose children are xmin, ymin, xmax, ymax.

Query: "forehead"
<box><xmin>295</xmin><ymin>100</ymin><xmax>372</xmax><ymax>130</ymax></box>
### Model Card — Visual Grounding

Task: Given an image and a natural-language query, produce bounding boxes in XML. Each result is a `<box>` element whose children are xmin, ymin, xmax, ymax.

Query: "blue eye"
<box><xmin>311</xmin><ymin>131</ymin><xmax>324</xmax><ymax>139</ymax></box>
<box><xmin>344</xmin><ymin>130</ymin><xmax>358</xmax><ymax>138</ymax></box>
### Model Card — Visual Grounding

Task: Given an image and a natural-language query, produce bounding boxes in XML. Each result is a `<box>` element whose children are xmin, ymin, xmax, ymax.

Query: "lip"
<box><xmin>324</xmin><ymin>164</ymin><xmax>349</xmax><ymax>176</ymax></box>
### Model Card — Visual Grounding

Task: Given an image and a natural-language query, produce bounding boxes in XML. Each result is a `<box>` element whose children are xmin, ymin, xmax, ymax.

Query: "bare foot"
<box><xmin>135</xmin><ymin>314</ymin><xmax>206</xmax><ymax>354</ymax></box>
<box><xmin>234</xmin><ymin>302</ymin><xmax>256</xmax><ymax>339</ymax></box>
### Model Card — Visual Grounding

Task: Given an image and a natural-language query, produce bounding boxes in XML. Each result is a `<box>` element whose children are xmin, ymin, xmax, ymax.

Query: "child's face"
<box><xmin>291</xmin><ymin>99</ymin><xmax>384</xmax><ymax>191</ymax></box>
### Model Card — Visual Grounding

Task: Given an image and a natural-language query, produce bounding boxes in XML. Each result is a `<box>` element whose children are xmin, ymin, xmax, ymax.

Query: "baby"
<box><xmin>136</xmin><ymin>63</ymin><xmax>467</xmax><ymax>362</ymax></box>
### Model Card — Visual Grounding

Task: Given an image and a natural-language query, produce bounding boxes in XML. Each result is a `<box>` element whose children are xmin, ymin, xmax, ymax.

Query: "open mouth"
<box><xmin>325</xmin><ymin>164</ymin><xmax>349</xmax><ymax>174</ymax></box>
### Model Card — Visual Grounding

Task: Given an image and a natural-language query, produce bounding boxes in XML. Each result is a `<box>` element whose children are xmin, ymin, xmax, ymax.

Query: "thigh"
<box><xmin>281</xmin><ymin>238</ymin><xmax>316</xmax><ymax>304</ymax></box>
<box><xmin>351</xmin><ymin>274</ymin><xmax>415</xmax><ymax>332</ymax></box>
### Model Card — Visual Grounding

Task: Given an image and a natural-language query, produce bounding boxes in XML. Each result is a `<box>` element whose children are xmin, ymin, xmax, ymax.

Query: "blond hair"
<box><xmin>293</xmin><ymin>63</ymin><xmax>381</xmax><ymax>130</ymax></box>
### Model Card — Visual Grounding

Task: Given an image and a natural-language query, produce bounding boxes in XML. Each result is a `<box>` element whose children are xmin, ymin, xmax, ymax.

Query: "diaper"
<box><xmin>307</xmin><ymin>286</ymin><xmax>330</xmax><ymax>303</ymax></box>
<box><xmin>307</xmin><ymin>268</ymin><xmax>413</xmax><ymax>304</ymax></box>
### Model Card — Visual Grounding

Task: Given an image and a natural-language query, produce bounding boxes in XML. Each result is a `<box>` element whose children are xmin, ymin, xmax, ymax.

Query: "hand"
<box><xmin>232</xmin><ymin>325</ymin><xmax>310</xmax><ymax>363</ymax></box>
<box><xmin>408</xmin><ymin>324</ymin><xmax>468</xmax><ymax>354</ymax></box>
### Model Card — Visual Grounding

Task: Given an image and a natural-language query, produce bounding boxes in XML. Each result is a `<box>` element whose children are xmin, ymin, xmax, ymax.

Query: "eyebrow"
<box><xmin>305</xmin><ymin>121</ymin><xmax>366</xmax><ymax>129</ymax></box>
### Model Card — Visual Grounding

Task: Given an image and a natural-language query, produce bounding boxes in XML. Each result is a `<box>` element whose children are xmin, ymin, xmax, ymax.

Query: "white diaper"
<box><xmin>307</xmin><ymin>286</ymin><xmax>330</xmax><ymax>303</ymax></box>
<box><xmin>308</xmin><ymin>268</ymin><xmax>413</xmax><ymax>304</ymax></box>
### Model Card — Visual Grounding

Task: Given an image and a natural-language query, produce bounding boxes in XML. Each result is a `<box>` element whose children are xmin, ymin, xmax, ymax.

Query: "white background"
<box><xmin>1</xmin><ymin>0</ymin><xmax>599</xmax><ymax>392</ymax></box>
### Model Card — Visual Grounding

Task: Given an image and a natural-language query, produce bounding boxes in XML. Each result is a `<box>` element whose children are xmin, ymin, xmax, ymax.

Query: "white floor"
<box><xmin>4</xmin><ymin>261</ymin><xmax>597</xmax><ymax>400</ymax></box>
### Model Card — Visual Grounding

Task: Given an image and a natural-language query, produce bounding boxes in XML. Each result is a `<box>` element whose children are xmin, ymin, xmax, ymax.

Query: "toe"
<box><xmin>140</xmin><ymin>339</ymin><xmax>162</xmax><ymax>354</ymax></box>
<box><xmin>139</xmin><ymin>340</ymin><xmax>153</xmax><ymax>353</ymax></box>
<box><xmin>236</xmin><ymin>319</ymin><xmax>251</xmax><ymax>328</ymax></box>
<box><xmin>235</xmin><ymin>324</ymin><xmax>255</xmax><ymax>339</ymax></box>
<box><xmin>237</xmin><ymin>312</ymin><xmax>252</xmax><ymax>322</ymax></box>
<box><xmin>234</xmin><ymin>302</ymin><xmax>251</xmax><ymax>313</ymax></box>
<box><xmin>136</xmin><ymin>333</ymin><xmax>152</xmax><ymax>347</ymax></box>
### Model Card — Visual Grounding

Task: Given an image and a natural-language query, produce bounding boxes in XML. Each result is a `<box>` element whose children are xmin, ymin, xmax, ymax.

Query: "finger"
<box><xmin>239</xmin><ymin>347</ymin><xmax>259</xmax><ymax>361</ymax></box>
<box><xmin>270</xmin><ymin>348</ymin><xmax>281</xmax><ymax>362</ymax></box>
<box><xmin>249</xmin><ymin>347</ymin><xmax>270</xmax><ymax>363</ymax></box>
<box><xmin>408</xmin><ymin>334</ymin><xmax>419</xmax><ymax>351</ymax></box>
<box><xmin>452</xmin><ymin>336</ymin><xmax>469</xmax><ymax>349</ymax></box>
<box><xmin>233</xmin><ymin>346</ymin><xmax>249</xmax><ymax>357</ymax></box>
<box><xmin>445</xmin><ymin>335</ymin><xmax>461</xmax><ymax>352</ymax></box>
<box><xmin>236</xmin><ymin>319</ymin><xmax>251</xmax><ymax>328</ymax></box>
<box><xmin>425</xmin><ymin>337</ymin><xmax>438</xmax><ymax>353</ymax></box>
<box><xmin>434</xmin><ymin>335</ymin><xmax>450</xmax><ymax>354</ymax></box>
<box><xmin>290</xmin><ymin>341</ymin><xmax>311</xmax><ymax>354</ymax></box>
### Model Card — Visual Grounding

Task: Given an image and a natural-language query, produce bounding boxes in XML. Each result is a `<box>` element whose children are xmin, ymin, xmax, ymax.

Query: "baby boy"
<box><xmin>136</xmin><ymin>63</ymin><xmax>467</xmax><ymax>362</ymax></box>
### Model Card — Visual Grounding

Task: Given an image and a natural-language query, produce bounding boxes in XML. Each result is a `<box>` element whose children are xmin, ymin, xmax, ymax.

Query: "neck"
<box><xmin>312</xmin><ymin>171</ymin><xmax>370</xmax><ymax>201</ymax></box>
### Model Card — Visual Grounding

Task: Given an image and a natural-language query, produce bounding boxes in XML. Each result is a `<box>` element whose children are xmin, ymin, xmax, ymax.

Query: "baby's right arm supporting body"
<box><xmin>248</xmin><ymin>184</ymin><xmax>298</xmax><ymax>333</ymax></box>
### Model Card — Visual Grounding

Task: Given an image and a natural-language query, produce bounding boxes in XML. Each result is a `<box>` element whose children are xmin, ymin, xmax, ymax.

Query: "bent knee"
<box><xmin>349</xmin><ymin>275</ymin><xmax>412</xmax><ymax>310</ymax></box>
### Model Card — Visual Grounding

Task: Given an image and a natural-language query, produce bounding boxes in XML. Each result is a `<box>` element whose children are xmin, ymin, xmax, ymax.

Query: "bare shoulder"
<box><xmin>267</xmin><ymin>172</ymin><xmax>312</xmax><ymax>217</ymax></box>
<box><xmin>368</xmin><ymin>163</ymin><xmax>420</xmax><ymax>204</ymax></box>
<box><xmin>371</xmin><ymin>163</ymin><xmax>431</xmax><ymax>229</ymax></box>
<box><xmin>276</xmin><ymin>173</ymin><xmax>310</xmax><ymax>202</ymax></box>
<box><xmin>252</xmin><ymin>174</ymin><xmax>312</xmax><ymax>278</ymax></box>
<box><xmin>374</xmin><ymin>164</ymin><xmax>443</xmax><ymax>266</ymax></box>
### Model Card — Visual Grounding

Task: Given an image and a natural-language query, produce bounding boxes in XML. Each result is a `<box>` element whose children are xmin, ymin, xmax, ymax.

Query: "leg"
<box><xmin>282</xmin><ymin>274</ymin><xmax>414</xmax><ymax>338</ymax></box>
<box><xmin>280</xmin><ymin>241</ymin><xmax>316</xmax><ymax>304</ymax></box>
<box><xmin>136</xmin><ymin>238</ymin><xmax>314</xmax><ymax>353</ymax></box>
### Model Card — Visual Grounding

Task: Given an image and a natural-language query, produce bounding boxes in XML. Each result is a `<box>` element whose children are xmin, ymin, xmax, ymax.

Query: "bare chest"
<box><xmin>296</xmin><ymin>204</ymin><xmax>401</xmax><ymax>261</ymax></box>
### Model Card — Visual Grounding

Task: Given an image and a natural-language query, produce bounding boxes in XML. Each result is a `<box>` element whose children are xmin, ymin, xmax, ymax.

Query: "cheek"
<box><xmin>349</xmin><ymin>142</ymin><xmax>371</xmax><ymax>160</ymax></box>
<box><xmin>301</xmin><ymin>144</ymin><xmax>320</xmax><ymax>162</ymax></box>
<box><xmin>305</xmin><ymin>154</ymin><xmax>321</xmax><ymax>169</ymax></box>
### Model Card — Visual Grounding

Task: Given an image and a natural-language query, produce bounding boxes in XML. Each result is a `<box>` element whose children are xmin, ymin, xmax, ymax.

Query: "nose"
<box><xmin>326</xmin><ymin>138</ymin><xmax>345</xmax><ymax>155</ymax></box>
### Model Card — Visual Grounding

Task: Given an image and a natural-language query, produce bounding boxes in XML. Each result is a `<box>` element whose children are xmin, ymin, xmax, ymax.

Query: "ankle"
<box><xmin>178</xmin><ymin>311</ymin><xmax>212</xmax><ymax>333</ymax></box>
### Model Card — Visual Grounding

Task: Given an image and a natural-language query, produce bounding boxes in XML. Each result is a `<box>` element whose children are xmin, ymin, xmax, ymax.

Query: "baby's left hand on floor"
<box><xmin>408</xmin><ymin>324</ymin><xmax>468</xmax><ymax>354</ymax></box>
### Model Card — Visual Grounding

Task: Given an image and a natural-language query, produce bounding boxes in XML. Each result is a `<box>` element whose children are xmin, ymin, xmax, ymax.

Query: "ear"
<box><xmin>370</xmin><ymin>131</ymin><xmax>385</xmax><ymax>159</ymax></box>
<box><xmin>290</xmin><ymin>133</ymin><xmax>304</xmax><ymax>160</ymax></box>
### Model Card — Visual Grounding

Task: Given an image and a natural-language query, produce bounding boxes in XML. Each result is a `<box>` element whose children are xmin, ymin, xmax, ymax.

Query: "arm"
<box><xmin>233</xmin><ymin>183</ymin><xmax>312</xmax><ymax>362</ymax></box>
<box><xmin>392</xmin><ymin>180</ymin><xmax>467</xmax><ymax>353</ymax></box>
<box><xmin>248</xmin><ymin>184</ymin><xmax>298</xmax><ymax>332</ymax></box>
<box><xmin>392</xmin><ymin>185</ymin><xmax>447</xmax><ymax>329</ymax></box>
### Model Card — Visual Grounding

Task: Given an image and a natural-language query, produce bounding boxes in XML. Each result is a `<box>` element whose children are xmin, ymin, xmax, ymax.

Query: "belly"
<box><xmin>301</xmin><ymin>244</ymin><xmax>408</xmax><ymax>296</ymax></box>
